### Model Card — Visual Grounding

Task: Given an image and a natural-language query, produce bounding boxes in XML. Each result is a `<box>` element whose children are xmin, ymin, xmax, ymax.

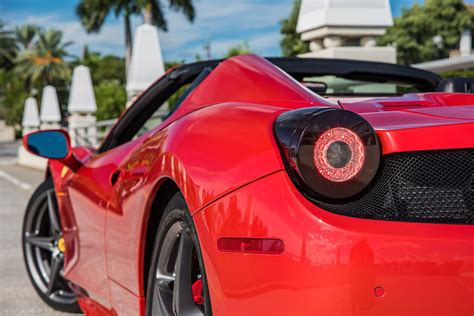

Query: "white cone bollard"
<box><xmin>18</xmin><ymin>97</ymin><xmax>47</xmax><ymax>170</ymax></box>
<box><xmin>126</xmin><ymin>23</ymin><xmax>165</xmax><ymax>105</ymax></box>
<box><xmin>22</xmin><ymin>97</ymin><xmax>40</xmax><ymax>135</ymax></box>
<box><xmin>40</xmin><ymin>85</ymin><xmax>61</xmax><ymax>130</ymax></box>
<box><xmin>68</xmin><ymin>65</ymin><xmax>97</xmax><ymax>146</ymax></box>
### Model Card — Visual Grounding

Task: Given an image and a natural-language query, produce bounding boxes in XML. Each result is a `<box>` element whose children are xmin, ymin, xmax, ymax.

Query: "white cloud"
<box><xmin>158</xmin><ymin>0</ymin><xmax>292</xmax><ymax>60</ymax></box>
<box><xmin>4</xmin><ymin>0</ymin><xmax>293</xmax><ymax>61</ymax></box>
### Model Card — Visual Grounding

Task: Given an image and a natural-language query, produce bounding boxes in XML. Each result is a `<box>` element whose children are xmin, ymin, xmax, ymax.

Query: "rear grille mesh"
<box><xmin>313</xmin><ymin>150</ymin><xmax>474</xmax><ymax>224</ymax></box>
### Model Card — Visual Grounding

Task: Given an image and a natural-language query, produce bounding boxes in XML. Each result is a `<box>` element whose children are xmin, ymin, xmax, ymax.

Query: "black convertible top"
<box><xmin>171</xmin><ymin>56</ymin><xmax>442</xmax><ymax>93</ymax></box>
<box><xmin>99</xmin><ymin>56</ymin><xmax>441</xmax><ymax>153</ymax></box>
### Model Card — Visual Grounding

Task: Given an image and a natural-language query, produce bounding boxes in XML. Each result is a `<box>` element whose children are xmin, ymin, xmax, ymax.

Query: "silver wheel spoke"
<box><xmin>173</xmin><ymin>230</ymin><xmax>203</xmax><ymax>316</ymax></box>
<box><xmin>153</xmin><ymin>278</ymin><xmax>173</xmax><ymax>315</ymax></box>
<box><xmin>47</xmin><ymin>255</ymin><xmax>62</xmax><ymax>296</ymax></box>
<box><xmin>156</xmin><ymin>269</ymin><xmax>175</xmax><ymax>285</ymax></box>
<box><xmin>46</xmin><ymin>190</ymin><xmax>61</xmax><ymax>234</ymax></box>
<box><xmin>152</xmin><ymin>219</ymin><xmax>204</xmax><ymax>316</ymax></box>
<box><xmin>25</xmin><ymin>235</ymin><xmax>55</xmax><ymax>252</ymax></box>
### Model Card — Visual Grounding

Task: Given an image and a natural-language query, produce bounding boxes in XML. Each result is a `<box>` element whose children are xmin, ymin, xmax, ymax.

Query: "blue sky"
<box><xmin>2</xmin><ymin>0</ymin><xmax>472</xmax><ymax>61</ymax></box>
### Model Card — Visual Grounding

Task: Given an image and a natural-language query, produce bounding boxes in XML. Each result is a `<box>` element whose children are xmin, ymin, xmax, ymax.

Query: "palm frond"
<box><xmin>168</xmin><ymin>0</ymin><xmax>195</xmax><ymax>22</ymax></box>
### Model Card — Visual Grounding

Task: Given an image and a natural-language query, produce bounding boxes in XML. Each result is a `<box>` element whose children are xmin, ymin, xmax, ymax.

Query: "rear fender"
<box><xmin>140</xmin><ymin>102</ymin><xmax>289</xmax><ymax>214</ymax></box>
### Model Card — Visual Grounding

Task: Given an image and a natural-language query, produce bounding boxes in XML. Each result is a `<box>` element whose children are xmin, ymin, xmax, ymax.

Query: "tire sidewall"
<box><xmin>146</xmin><ymin>193</ymin><xmax>212</xmax><ymax>315</ymax></box>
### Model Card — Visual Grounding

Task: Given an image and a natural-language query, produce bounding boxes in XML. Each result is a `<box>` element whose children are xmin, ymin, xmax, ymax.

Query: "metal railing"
<box><xmin>69</xmin><ymin>109</ymin><xmax>169</xmax><ymax>148</ymax></box>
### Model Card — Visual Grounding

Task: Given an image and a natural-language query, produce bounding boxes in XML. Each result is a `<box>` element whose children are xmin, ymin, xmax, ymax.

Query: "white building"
<box><xmin>297</xmin><ymin>0</ymin><xmax>396</xmax><ymax>63</ymax></box>
<box><xmin>413</xmin><ymin>29</ymin><xmax>474</xmax><ymax>73</ymax></box>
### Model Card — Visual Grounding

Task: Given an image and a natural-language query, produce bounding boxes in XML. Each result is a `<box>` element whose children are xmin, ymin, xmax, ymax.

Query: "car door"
<box><xmin>63</xmin><ymin>64</ymin><xmax>213</xmax><ymax>310</ymax></box>
<box><xmin>64</xmin><ymin>135</ymin><xmax>144</xmax><ymax>308</ymax></box>
<box><xmin>98</xmin><ymin>65</ymin><xmax>214</xmax><ymax>311</ymax></box>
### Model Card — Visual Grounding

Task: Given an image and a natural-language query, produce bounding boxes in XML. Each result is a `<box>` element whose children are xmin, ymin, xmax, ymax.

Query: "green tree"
<box><xmin>93</xmin><ymin>55</ymin><xmax>126</xmax><ymax>84</ymax></box>
<box><xmin>280</xmin><ymin>0</ymin><xmax>309</xmax><ymax>57</ymax></box>
<box><xmin>15</xmin><ymin>24</ymin><xmax>39</xmax><ymax>49</ymax></box>
<box><xmin>378</xmin><ymin>0</ymin><xmax>472</xmax><ymax>64</ymax></box>
<box><xmin>164</xmin><ymin>60</ymin><xmax>184</xmax><ymax>70</ymax></box>
<box><xmin>441</xmin><ymin>68</ymin><xmax>474</xmax><ymax>78</ymax></box>
<box><xmin>0</xmin><ymin>69</ymin><xmax>27</xmax><ymax>126</ymax></box>
<box><xmin>73</xmin><ymin>48</ymin><xmax>126</xmax><ymax>85</ymax></box>
<box><xmin>15</xmin><ymin>29</ymin><xmax>72</xmax><ymax>88</ymax></box>
<box><xmin>0</xmin><ymin>21</ymin><xmax>18</xmax><ymax>69</ymax></box>
<box><xmin>76</xmin><ymin>0</ymin><xmax>196</xmax><ymax>72</ymax></box>
<box><xmin>94</xmin><ymin>79</ymin><xmax>127</xmax><ymax>121</ymax></box>
<box><xmin>225</xmin><ymin>42</ymin><xmax>253</xmax><ymax>58</ymax></box>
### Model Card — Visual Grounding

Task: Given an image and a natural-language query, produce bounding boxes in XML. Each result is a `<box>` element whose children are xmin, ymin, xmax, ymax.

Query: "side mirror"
<box><xmin>23</xmin><ymin>130</ymin><xmax>82</xmax><ymax>171</ymax></box>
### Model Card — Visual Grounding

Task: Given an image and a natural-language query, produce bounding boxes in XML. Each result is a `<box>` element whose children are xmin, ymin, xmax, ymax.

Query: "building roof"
<box><xmin>412</xmin><ymin>55</ymin><xmax>474</xmax><ymax>73</ymax></box>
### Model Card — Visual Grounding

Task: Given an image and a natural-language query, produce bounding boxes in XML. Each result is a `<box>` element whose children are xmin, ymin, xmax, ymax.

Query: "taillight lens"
<box><xmin>275</xmin><ymin>108</ymin><xmax>380</xmax><ymax>200</ymax></box>
<box><xmin>314</xmin><ymin>127</ymin><xmax>365</xmax><ymax>182</ymax></box>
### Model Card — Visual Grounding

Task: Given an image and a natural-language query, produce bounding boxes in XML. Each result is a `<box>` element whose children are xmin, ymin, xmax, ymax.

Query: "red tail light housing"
<box><xmin>275</xmin><ymin>108</ymin><xmax>380</xmax><ymax>200</ymax></box>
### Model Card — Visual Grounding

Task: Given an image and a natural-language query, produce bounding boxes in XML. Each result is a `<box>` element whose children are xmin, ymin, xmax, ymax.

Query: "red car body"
<box><xmin>42</xmin><ymin>55</ymin><xmax>472</xmax><ymax>315</ymax></box>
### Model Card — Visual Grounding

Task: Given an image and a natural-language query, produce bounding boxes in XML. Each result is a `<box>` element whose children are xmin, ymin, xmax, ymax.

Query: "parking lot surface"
<box><xmin>0</xmin><ymin>143</ymin><xmax>68</xmax><ymax>315</ymax></box>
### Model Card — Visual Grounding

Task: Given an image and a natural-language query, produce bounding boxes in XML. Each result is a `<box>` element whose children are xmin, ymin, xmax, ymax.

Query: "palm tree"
<box><xmin>76</xmin><ymin>0</ymin><xmax>138</xmax><ymax>75</ymax></box>
<box><xmin>15</xmin><ymin>24</ymin><xmax>39</xmax><ymax>50</ymax></box>
<box><xmin>15</xmin><ymin>29</ymin><xmax>72</xmax><ymax>89</ymax></box>
<box><xmin>0</xmin><ymin>21</ymin><xmax>18</xmax><ymax>69</ymax></box>
<box><xmin>76</xmin><ymin>0</ymin><xmax>196</xmax><ymax>73</ymax></box>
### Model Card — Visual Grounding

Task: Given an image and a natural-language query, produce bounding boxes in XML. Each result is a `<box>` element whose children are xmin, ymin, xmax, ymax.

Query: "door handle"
<box><xmin>110</xmin><ymin>169</ymin><xmax>121</xmax><ymax>186</ymax></box>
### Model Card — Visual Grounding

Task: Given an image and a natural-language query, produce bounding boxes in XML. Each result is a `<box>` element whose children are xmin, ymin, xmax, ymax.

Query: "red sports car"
<box><xmin>22</xmin><ymin>55</ymin><xmax>473</xmax><ymax>315</ymax></box>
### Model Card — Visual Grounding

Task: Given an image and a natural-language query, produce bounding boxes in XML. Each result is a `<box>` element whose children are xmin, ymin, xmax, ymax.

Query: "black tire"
<box><xmin>146</xmin><ymin>193</ymin><xmax>212</xmax><ymax>315</ymax></box>
<box><xmin>22</xmin><ymin>179</ymin><xmax>81</xmax><ymax>313</ymax></box>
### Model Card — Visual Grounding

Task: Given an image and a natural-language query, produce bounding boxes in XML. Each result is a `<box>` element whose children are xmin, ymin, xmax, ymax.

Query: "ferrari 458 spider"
<box><xmin>22</xmin><ymin>55</ymin><xmax>473</xmax><ymax>315</ymax></box>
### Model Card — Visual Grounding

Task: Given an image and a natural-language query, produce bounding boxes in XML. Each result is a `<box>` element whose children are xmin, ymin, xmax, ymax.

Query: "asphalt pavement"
<box><xmin>0</xmin><ymin>141</ymin><xmax>67</xmax><ymax>315</ymax></box>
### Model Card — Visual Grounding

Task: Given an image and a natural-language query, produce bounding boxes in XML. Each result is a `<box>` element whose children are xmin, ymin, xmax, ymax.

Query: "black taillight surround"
<box><xmin>274</xmin><ymin>107</ymin><xmax>381</xmax><ymax>200</ymax></box>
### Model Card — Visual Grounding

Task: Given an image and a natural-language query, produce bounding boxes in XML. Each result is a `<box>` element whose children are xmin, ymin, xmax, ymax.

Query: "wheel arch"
<box><xmin>141</xmin><ymin>177</ymin><xmax>181</xmax><ymax>295</ymax></box>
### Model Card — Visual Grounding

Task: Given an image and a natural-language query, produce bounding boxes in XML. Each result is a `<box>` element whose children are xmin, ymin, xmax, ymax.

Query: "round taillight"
<box><xmin>275</xmin><ymin>108</ymin><xmax>381</xmax><ymax>200</ymax></box>
<box><xmin>314</xmin><ymin>127</ymin><xmax>365</xmax><ymax>182</ymax></box>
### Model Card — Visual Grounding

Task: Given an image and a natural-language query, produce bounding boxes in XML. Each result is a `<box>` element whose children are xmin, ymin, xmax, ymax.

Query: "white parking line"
<box><xmin>0</xmin><ymin>169</ymin><xmax>32</xmax><ymax>190</ymax></box>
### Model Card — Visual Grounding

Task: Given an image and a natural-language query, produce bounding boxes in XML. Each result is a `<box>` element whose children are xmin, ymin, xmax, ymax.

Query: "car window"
<box><xmin>133</xmin><ymin>83</ymin><xmax>190</xmax><ymax>139</ymax></box>
<box><xmin>98</xmin><ymin>64</ymin><xmax>217</xmax><ymax>153</ymax></box>
<box><xmin>133</xmin><ymin>67</ymin><xmax>213</xmax><ymax>139</ymax></box>
<box><xmin>302</xmin><ymin>75</ymin><xmax>424</xmax><ymax>95</ymax></box>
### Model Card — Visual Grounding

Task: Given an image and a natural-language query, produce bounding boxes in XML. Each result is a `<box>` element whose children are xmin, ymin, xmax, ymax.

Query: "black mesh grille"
<box><xmin>313</xmin><ymin>150</ymin><xmax>474</xmax><ymax>224</ymax></box>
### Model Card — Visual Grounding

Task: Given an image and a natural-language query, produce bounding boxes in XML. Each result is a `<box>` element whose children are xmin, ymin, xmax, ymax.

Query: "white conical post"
<box><xmin>126</xmin><ymin>23</ymin><xmax>165</xmax><ymax>104</ymax></box>
<box><xmin>22</xmin><ymin>97</ymin><xmax>40</xmax><ymax>134</ymax></box>
<box><xmin>460</xmin><ymin>29</ymin><xmax>472</xmax><ymax>57</ymax></box>
<box><xmin>67</xmin><ymin>65</ymin><xmax>97</xmax><ymax>146</ymax></box>
<box><xmin>18</xmin><ymin>96</ymin><xmax>47</xmax><ymax>170</ymax></box>
<box><xmin>68</xmin><ymin>65</ymin><xmax>97</xmax><ymax>114</ymax></box>
<box><xmin>40</xmin><ymin>85</ymin><xmax>61</xmax><ymax>129</ymax></box>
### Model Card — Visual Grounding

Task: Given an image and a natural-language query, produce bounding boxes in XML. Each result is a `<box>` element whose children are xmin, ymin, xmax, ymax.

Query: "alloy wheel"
<box><xmin>150</xmin><ymin>220</ymin><xmax>205</xmax><ymax>315</ymax></box>
<box><xmin>23</xmin><ymin>188</ymin><xmax>77</xmax><ymax>306</ymax></box>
